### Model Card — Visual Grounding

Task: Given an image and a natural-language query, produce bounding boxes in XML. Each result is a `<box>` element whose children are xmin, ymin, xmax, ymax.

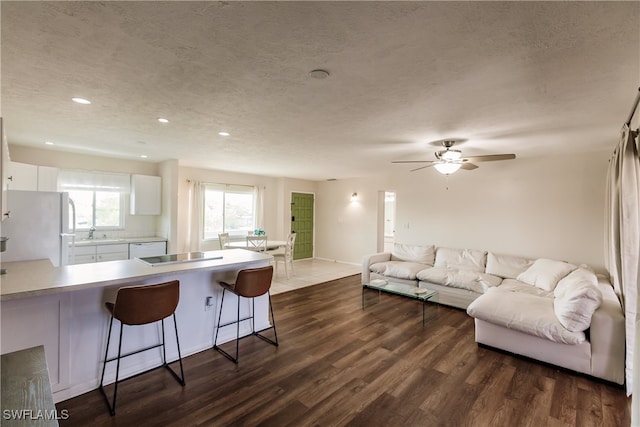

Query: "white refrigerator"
<box><xmin>0</xmin><ymin>190</ymin><xmax>76</xmax><ymax>267</ymax></box>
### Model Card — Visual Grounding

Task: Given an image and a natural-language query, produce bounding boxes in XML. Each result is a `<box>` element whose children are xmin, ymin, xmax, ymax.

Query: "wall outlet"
<box><xmin>205</xmin><ymin>296</ymin><xmax>213</xmax><ymax>311</ymax></box>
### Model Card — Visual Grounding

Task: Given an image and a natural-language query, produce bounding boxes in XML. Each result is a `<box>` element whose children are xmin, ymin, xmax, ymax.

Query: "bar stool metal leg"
<box><xmin>213</xmin><ymin>266</ymin><xmax>279</xmax><ymax>364</ymax></box>
<box><xmin>99</xmin><ymin>317</ymin><xmax>124</xmax><ymax>416</ymax></box>
<box><xmin>99</xmin><ymin>280</ymin><xmax>185</xmax><ymax>416</ymax></box>
<box><xmin>172</xmin><ymin>314</ymin><xmax>186</xmax><ymax>385</ymax></box>
<box><xmin>254</xmin><ymin>292</ymin><xmax>279</xmax><ymax>346</ymax></box>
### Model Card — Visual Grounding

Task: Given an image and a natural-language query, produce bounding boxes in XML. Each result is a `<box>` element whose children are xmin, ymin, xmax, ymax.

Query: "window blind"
<box><xmin>58</xmin><ymin>170</ymin><xmax>131</xmax><ymax>192</ymax></box>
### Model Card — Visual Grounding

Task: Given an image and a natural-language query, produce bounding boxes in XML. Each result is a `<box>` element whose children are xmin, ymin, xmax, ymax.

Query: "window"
<box><xmin>58</xmin><ymin>170</ymin><xmax>129</xmax><ymax>230</ymax></box>
<box><xmin>203</xmin><ymin>184</ymin><xmax>256</xmax><ymax>239</ymax></box>
<box><xmin>68</xmin><ymin>190</ymin><xmax>124</xmax><ymax>230</ymax></box>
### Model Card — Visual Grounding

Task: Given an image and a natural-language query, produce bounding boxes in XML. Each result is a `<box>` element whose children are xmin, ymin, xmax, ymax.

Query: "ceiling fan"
<box><xmin>392</xmin><ymin>140</ymin><xmax>516</xmax><ymax>174</ymax></box>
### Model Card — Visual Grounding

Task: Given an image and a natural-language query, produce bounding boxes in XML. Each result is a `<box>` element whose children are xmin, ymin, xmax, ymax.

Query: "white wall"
<box><xmin>177</xmin><ymin>167</ymin><xmax>317</xmax><ymax>252</ymax></box>
<box><xmin>8</xmin><ymin>146</ymin><xmax>319</xmax><ymax>254</ymax></box>
<box><xmin>12</xmin><ymin>145</ymin><xmax>611</xmax><ymax>271</ymax></box>
<box><xmin>159</xmin><ymin>159</ymin><xmax>180</xmax><ymax>253</ymax></box>
<box><xmin>8</xmin><ymin>145</ymin><xmax>162</xmax><ymax>239</ymax></box>
<box><xmin>316</xmin><ymin>151</ymin><xmax>610</xmax><ymax>272</ymax></box>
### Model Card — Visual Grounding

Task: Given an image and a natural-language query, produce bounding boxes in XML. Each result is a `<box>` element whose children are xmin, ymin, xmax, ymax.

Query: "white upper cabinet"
<box><xmin>130</xmin><ymin>174</ymin><xmax>161</xmax><ymax>215</ymax></box>
<box><xmin>7</xmin><ymin>161</ymin><xmax>38</xmax><ymax>191</ymax></box>
<box><xmin>6</xmin><ymin>162</ymin><xmax>59</xmax><ymax>192</ymax></box>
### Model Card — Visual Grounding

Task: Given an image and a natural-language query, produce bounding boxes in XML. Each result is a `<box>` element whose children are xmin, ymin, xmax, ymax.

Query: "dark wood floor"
<box><xmin>58</xmin><ymin>274</ymin><xmax>630</xmax><ymax>426</ymax></box>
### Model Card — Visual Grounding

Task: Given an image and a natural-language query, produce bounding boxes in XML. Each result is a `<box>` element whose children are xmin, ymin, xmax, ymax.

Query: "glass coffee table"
<box><xmin>362</xmin><ymin>279</ymin><xmax>439</xmax><ymax>324</ymax></box>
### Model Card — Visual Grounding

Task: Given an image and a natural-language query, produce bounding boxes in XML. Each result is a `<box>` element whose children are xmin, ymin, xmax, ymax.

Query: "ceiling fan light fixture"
<box><xmin>434</xmin><ymin>162</ymin><xmax>462</xmax><ymax>175</ymax></box>
<box><xmin>440</xmin><ymin>149</ymin><xmax>462</xmax><ymax>161</ymax></box>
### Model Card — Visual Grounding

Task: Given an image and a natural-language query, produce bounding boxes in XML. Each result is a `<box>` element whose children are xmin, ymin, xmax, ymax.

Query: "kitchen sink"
<box><xmin>77</xmin><ymin>238</ymin><xmax>125</xmax><ymax>244</ymax></box>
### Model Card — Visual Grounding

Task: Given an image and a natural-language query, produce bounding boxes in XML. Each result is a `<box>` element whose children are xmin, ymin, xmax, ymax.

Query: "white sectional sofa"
<box><xmin>361</xmin><ymin>244</ymin><xmax>625</xmax><ymax>384</ymax></box>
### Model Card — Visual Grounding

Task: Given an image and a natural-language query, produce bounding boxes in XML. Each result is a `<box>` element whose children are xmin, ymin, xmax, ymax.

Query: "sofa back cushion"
<box><xmin>417</xmin><ymin>267</ymin><xmax>502</xmax><ymax>293</ymax></box>
<box><xmin>554</xmin><ymin>267</ymin><xmax>597</xmax><ymax>298</ymax></box>
<box><xmin>516</xmin><ymin>258</ymin><xmax>576</xmax><ymax>292</ymax></box>
<box><xmin>553</xmin><ymin>283</ymin><xmax>602</xmax><ymax>332</ymax></box>
<box><xmin>485</xmin><ymin>252</ymin><xmax>533</xmax><ymax>279</ymax></box>
<box><xmin>434</xmin><ymin>247</ymin><xmax>486</xmax><ymax>273</ymax></box>
<box><xmin>369</xmin><ymin>261</ymin><xmax>428</xmax><ymax>281</ymax></box>
<box><xmin>552</xmin><ymin>266</ymin><xmax>602</xmax><ymax>332</ymax></box>
<box><xmin>391</xmin><ymin>243</ymin><xmax>435</xmax><ymax>265</ymax></box>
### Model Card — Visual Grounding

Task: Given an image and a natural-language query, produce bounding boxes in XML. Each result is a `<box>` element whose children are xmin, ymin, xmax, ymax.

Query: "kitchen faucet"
<box><xmin>89</xmin><ymin>227</ymin><xmax>96</xmax><ymax>239</ymax></box>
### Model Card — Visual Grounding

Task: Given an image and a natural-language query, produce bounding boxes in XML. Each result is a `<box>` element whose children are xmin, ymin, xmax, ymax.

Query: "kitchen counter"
<box><xmin>73</xmin><ymin>236</ymin><xmax>167</xmax><ymax>247</ymax></box>
<box><xmin>0</xmin><ymin>248</ymin><xmax>273</xmax><ymax>403</ymax></box>
<box><xmin>0</xmin><ymin>249</ymin><xmax>269</xmax><ymax>300</ymax></box>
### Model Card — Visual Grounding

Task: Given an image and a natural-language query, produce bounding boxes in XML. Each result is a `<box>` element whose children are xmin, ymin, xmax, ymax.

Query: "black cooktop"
<box><xmin>137</xmin><ymin>252</ymin><xmax>223</xmax><ymax>267</ymax></box>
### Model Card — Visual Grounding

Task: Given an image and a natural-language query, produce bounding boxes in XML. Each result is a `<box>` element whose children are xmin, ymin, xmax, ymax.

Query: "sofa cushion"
<box><xmin>467</xmin><ymin>288</ymin><xmax>585</xmax><ymax>345</ymax></box>
<box><xmin>554</xmin><ymin>267</ymin><xmax>597</xmax><ymax>299</ymax></box>
<box><xmin>553</xmin><ymin>269</ymin><xmax>602</xmax><ymax>332</ymax></box>
<box><xmin>516</xmin><ymin>258</ymin><xmax>576</xmax><ymax>292</ymax></box>
<box><xmin>497</xmin><ymin>279</ymin><xmax>554</xmax><ymax>298</ymax></box>
<box><xmin>417</xmin><ymin>267</ymin><xmax>502</xmax><ymax>293</ymax></box>
<box><xmin>485</xmin><ymin>252</ymin><xmax>533</xmax><ymax>279</ymax></box>
<box><xmin>390</xmin><ymin>243</ymin><xmax>435</xmax><ymax>265</ymax></box>
<box><xmin>433</xmin><ymin>247</ymin><xmax>487</xmax><ymax>273</ymax></box>
<box><xmin>369</xmin><ymin>261</ymin><xmax>426</xmax><ymax>280</ymax></box>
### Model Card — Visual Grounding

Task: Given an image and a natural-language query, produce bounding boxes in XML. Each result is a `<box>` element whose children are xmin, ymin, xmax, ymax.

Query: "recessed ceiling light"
<box><xmin>158</xmin><ymin>118</ymin><xmax>169</xmax><ymax>123</ymax></box>
<box><xmin>218</xmin><ymin>131</ymin><xmax>230</xmax><ymax>137</ymax></box>
<box><xmin>72</xmin><ymin>97</ymin><xmax>91</xmax><ymax>105</ymax></box>
<box><xmin>44</xmin><ymin>141</ymin><xmax>54</xmax><ymax>145</ymax></box>
<box><xmin>309</xmin><ymin>69</ymin><xmax>330</xmax><ymax>79</ymax></box>
<box><xmin>140</xmin><ymin>155</ymin><xmax>148</xmax><ymax>159</ymax></box>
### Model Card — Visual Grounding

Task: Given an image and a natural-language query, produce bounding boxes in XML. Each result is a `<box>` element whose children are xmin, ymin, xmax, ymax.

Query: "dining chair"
<box><xmin>213</xmin><ymin>265</ymin><xmax>278</xmax><ymax>364</ymax></box>
<box><xmin>99</xmin><ymin>280</ymin><xmax>185</xmax><ymax>416</ymax></box>
<box><xmin>218</xmin><ymin>233</ymin><xmax>230</xmax><ymax>250</ymax></box>
<box><xmin>247</xmin><ymin>235</ymin><xmax>268</xmax><ymax>252</ymax></box>
<box><xmin>273</xmin><ymin>232</ymin><xmax>296</xmax><ymax>279</ymax></box>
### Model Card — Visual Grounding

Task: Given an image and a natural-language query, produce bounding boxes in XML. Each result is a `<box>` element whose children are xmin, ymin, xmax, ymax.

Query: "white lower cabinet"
<box><xmin>69</xmin><ymin>244</ymin><xmax>129</xmax><ymax>264</ymax></box>
<box><xmin>97</xmin><ymin>244</ymin><xmax>129</xmax><ymax>262</ymax></box>
<box><xmin>71</xmin><ymin>246</ymin><xmax>97</xmax><ymax>264</ymax></box>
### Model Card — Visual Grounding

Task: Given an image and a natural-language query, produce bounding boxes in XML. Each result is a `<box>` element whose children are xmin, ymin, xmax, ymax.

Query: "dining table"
<box><xmin>225</xmin><ymin>239</ymin><xmax>287</xmax><ymax>251</ymax></box>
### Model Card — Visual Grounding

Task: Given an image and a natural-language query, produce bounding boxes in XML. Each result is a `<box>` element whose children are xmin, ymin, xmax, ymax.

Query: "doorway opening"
<box><xmin>377</xmin><ymin>191</ymin><xmax>396</xmax><ymax>252</ymax></box>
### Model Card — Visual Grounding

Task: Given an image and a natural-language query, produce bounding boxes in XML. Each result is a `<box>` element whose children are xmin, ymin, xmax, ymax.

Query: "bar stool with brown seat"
<box><xmin>213</xmin><ymin>265</ymin><xmax>278</xmax><ymax>364</ymax></box>
<box><xmin>99</xmin><ymin>280</ymin><xmax>185</xmax><ymax>416</ymax></box>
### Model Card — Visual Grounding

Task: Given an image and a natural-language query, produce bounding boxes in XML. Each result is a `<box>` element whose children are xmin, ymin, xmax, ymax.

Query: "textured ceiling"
<box><xmin>1</xmin><ymin>1</ymin><xmax>639</xmax><ymax>180</ymax></box>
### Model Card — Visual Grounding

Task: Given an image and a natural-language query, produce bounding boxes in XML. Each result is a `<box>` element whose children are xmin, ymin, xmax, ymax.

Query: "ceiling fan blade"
<box><xmin>392</xmin><ymin>160</ymin><xmax>436</xmax><ymax>164</ymax></box>
<box><xmin>410</xmin><ymin>164</ymin><xmax>436</xmax><ymax>172</ymax></box>
<box><xmin>460</xmin><ymin>162</ymin><xmax>478</xmax><ymax>170</ymax></box>
<box><xmin>463</xmin><ymin>154</ymin><xmax>516</xmax><ymax>162</ymax></box>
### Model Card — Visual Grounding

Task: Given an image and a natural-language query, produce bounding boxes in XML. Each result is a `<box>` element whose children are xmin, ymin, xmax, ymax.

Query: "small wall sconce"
<box><xmin>351</xmin><ymin>192</ymin><xmax>358</xmax><ymax>202</ymax></box>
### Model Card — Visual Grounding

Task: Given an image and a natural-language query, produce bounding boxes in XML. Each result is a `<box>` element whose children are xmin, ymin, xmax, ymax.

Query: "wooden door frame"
<box><xmin>289</xmin><ymin>191</ymin><xmax>315</xmax><ymax>259</ymax></box>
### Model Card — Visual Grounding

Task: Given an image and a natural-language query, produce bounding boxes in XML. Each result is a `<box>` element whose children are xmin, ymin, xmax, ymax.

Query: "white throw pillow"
<box><xmin>390</xmin><ymin>243</ymin><xmax>435</xmax><ymax>265</ymax></box>
<box><xmin>485</xmin><ymin>252</ymin><xmax>533</xmax><ymax>279</ymax></box>
<box><xmin>553</xmin><ymin>284</ymin><xmax>602</xmax><ymax>332</ymax></box>
<box><xmin>516</xmin><ymin>258</ymin><xmax>576</xmax><ymax>292</ymax></box>
<box><xmin>433</xmin><ymin>247</ymin><xmax>487</xmax><ymax>273</ymax></box>
<box><xmin>554</xmin><ymin>267</ymin><xmax>598</xmax><ymax>299</ymax></box>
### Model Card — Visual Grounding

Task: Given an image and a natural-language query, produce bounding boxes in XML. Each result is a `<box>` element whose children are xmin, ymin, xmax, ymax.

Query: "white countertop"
<box><xmin>74</xmin><ymin>236</ymin><xmax>167</xmax><ymax>247</ymax></box>
<box><xmin>0</xmin><ymin>249</ymin><xmax>271</xmax><ymax>301</ymax></box>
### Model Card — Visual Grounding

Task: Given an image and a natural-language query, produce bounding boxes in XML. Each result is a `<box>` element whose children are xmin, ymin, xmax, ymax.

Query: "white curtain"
<box><xmin>185</xmin><ymin>180</ymin><xmax>202</xmax><ymax>253</ymax></box>
<box><xmin>605</xmin><ymin>124</ymin><xmax>640</xmax><ymax>395</ymax></box>
<box><xmin>255</xmin><ymin>185</ymin><xmax>265</xmax><ymax>230</ymax></box>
